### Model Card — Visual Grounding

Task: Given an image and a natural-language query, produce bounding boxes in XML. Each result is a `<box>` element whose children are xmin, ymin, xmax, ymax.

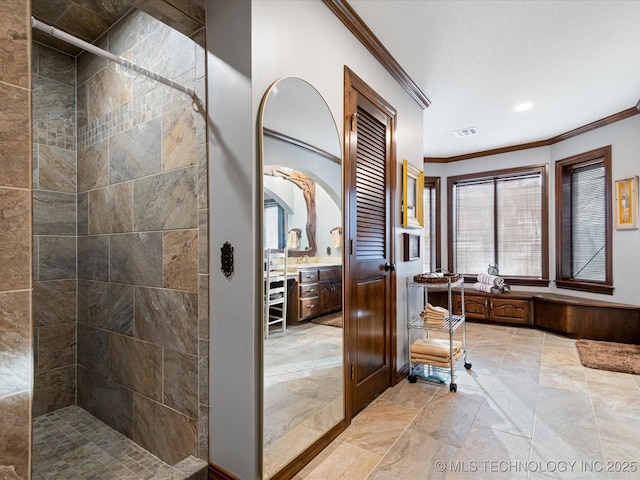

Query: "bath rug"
<box><xmin>575</xmin><ymin>339</ymin><xmax>640</xmax><ymax>375</ymax></box>
<box><xmin>311</xmin><ymin>312</ymin><xmax>343</xmax><ymax>328</ymax></box>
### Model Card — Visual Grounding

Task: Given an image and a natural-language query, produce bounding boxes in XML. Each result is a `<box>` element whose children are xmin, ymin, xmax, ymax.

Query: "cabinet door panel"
<box><xmin>490</xmin><ymin>298</ymin><xmax>531</xmax><ymax>324</ymax></box>
<box><xmin>462</xmin><ymin>294</ymin><xmax>488</xmax><ymax>320</ymax></box>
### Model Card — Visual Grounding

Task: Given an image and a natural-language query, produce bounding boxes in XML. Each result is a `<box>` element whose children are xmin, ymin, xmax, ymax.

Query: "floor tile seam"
<box><xmin>584</xmin><ymin>376</ymin><xmax>616</xmax><ymax>472</ymax></box>
<box><xmin>316</xmin><ymin>440</ymin><xmax>382</xmax><ymax>480</ymax></box>
<box><xmin>341</xmin><ymin>401</ymin><xmax>423</xmax><ymax>460</ymax></box>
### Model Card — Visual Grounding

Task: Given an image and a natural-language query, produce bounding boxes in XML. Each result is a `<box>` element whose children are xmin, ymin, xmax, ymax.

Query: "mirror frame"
<box><xmin>258</xmin><ymin>77</ymin><xmax>348</xmax><ymax>479</ymax></box>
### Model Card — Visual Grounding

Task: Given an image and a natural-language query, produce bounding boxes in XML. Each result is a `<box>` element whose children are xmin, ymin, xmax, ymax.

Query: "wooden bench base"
<box><xmin>429</xmin><ymin>289</ymin><xmax>640</xmax><ymax>344</ymax></box>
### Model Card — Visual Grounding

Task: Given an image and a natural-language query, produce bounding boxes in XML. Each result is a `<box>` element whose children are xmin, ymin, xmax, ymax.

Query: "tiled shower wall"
<box><xmin>74</xmin><ymin>10</ymin><xmax>208</xmax><ymax>465</ymax></box>
<box><xmin>32</xmin><ymin>42</ymin><xmax>78</xmax><ymax>417</ymax></box>
<box><xmin>0</xmin><ymin>0</ymin><xmax>32</xmax><ymax>478</ymax></box>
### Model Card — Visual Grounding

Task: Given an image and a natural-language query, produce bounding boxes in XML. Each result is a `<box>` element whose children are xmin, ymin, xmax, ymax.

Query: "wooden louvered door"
<box><xmin>345</xmin><ymin>69</ymin><xmax>396</xmax><ymax>416</ymax></box>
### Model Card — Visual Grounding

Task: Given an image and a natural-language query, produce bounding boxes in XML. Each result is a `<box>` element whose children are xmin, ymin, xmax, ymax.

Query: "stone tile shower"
<box><xmin>30</xmin><ymin>5</ymin><xmax>208</xmax><ymax>477</ymax></box>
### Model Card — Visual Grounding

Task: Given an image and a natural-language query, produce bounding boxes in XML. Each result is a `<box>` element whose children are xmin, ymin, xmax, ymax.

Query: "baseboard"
<box><xmin>394</xmin><ymin>362</ymin><xmax>409</xmax><ymax>384</ymax></box>
<box><xmin>208</xmin><ymin>463</ymin><xmax>241</xmax><ymax>480</ymax></box>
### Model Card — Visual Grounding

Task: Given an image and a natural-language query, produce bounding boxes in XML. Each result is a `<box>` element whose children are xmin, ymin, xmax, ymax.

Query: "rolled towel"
<box><xmin>477</xmin><ymin>273</ymin><xmax>504</xmax><ymax>287</ymax></box>
<box><xmin>473</xmin><ymin>282</ymin><xmax>500</xmax><ymax>294</ymax></box>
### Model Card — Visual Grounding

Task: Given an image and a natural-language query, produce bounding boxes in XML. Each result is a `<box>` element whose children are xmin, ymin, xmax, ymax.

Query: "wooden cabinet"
<box><xmin>489</xmin><ymin>297</ymin><xmax>531</xmax><ymax>324</ymax></box>
<box><xmin>448</xmin><ymin>290</ymin><xmax>533</xmax><ymax>325</ymax></box>
<box><xmin>533</xmin><ymin>294</ymin><xmax>640</xmax><ymax>343</ymax></box>
<box><xmin>319</xmin><ymin>266</ymin><xmax>342</xmax><ymax>314</ymax></box>
<box><xmin>298</xmin><ymin>269</ymin><xmax>320</xmax><ymax>320</ymax></box>
<box><xmin>432</xmin><ymin>287</ymin><xmax>640</xmax><ymax>343</ymax></box>
<box><xmin>294</xmin><ymin>266</ymin><xmax>342</xmax><ymax>322</ymax></box>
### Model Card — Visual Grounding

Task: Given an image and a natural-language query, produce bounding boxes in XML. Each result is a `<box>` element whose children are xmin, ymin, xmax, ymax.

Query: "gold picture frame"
<box><xmin>402</xmin><ymin>159</ymin><xmax>424</xmax><ymax>228</ymax></box>
<box><xmin>615</xmin><ymin>176</ymin><xmax>639</xmax><ymax>229</ymax></box>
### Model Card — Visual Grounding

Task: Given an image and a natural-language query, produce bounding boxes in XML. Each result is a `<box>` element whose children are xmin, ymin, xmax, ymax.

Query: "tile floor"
<box><xmin>32</xmin><ymin>406</ymin><xmax>206</xmax><ymax>480</ymax></box>
<box><xmin>294</xmin><ymin>322</ymin><xmax>640</xmax><ymax>480</ymax></box>
<box><xmin>263</xmin><ymin>320</ymin><xmax>343</xmax><ymax>478</ymax></box>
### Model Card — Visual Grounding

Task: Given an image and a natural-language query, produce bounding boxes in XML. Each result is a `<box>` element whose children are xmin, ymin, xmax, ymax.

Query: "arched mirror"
<box><xmin>259</xmin><ymin>77</ymin><xmax>344</xmax><ymax>479</ymax></box>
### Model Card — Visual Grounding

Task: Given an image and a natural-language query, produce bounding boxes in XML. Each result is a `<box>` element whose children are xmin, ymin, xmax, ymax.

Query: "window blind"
<box><xmin>264</xmin><ymin>201</ymin><xmax>284</xmax><ymax>249</ymax></box>
<box><xmin>454</xmin><ymin>173</ymin><xmax>542</xmax><ymax>277</ymax></box>
<box><xmin>454</xmin><ymin>180</ymin><xmax>495</xmax><ymax>274</ymax></box>
<box><xmin>497</xmin><ymin>175</ymin><xmax>541</xmax><ymax>276</ymax></box>
<box><xmin>571</xmin><ymin>163</ymin><xmax>606</xmax><ymax>281</ymax></box>
<box><xmin>423</xmin><ymin>186</ymin><xmax>435</xmax><ymax>272</ymax></box>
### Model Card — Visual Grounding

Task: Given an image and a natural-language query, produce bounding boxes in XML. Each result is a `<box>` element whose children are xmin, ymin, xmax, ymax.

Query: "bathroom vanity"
<box><xmin>288</xmin><ymin>265</ymin><xmax>342</xmax><ymax>323</ymax></box>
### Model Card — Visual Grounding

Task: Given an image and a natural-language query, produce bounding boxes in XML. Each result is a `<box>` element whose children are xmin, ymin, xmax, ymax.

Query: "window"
<box><xmin>264</xmin><ymin>200</ymin><xmax>285</xmax><ymax>249</ymax></box>
<box><xmin>423</xmin><ymin>177</ymin><xmax>441</xmax><ymax>272</ymax></box>
<box><xmin>448</xmin><ymin>165</ymin><xmax>548</xmax><ymax>285</ymax></box>
<box><xmin>555</xmin><ymin>146</ymin><xmax>613</xmax><ymax>294</ymax></box>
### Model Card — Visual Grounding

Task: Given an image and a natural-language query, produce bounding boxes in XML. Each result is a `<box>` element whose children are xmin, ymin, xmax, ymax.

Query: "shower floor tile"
<box><xmin>32</xmin><ymin>405</ymin><xmax>205</xmax><ymax>480</ymax></box>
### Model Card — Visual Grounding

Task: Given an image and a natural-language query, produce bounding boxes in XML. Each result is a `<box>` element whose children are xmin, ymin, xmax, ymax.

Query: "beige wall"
<box><xmin>0</xmin><ymin>0</ymin><xmax>32</xmax><ymax>478</ymax></box>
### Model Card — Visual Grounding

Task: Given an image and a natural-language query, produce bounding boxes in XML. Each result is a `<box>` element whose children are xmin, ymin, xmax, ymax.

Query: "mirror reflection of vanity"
<box><xmin>259</xmin><ymin>77</ymin><xmax>344</xmax><ymax>479</ymax></box>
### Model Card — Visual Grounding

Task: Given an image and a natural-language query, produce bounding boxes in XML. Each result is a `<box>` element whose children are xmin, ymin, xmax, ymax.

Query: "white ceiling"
<box><xmin>349</xmin><ymin>0</ymin><xmax>640</xmax><ymax>158</ymax></box>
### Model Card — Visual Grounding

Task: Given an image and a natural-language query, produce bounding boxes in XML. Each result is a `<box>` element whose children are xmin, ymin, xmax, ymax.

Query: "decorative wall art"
<box><xmin>402</xmin><ymin>159</ymin><xmax>424</xmax><ymax>228</ymax></box>
<box><xmin>403</xmin><ymin>233</ymin><xmax>420</xmax><ymax>261</ymax></box>
<box><xmin>614</xmin><ymin>176</ymin><xmax>639</xmax><ymax>229</ymax></box>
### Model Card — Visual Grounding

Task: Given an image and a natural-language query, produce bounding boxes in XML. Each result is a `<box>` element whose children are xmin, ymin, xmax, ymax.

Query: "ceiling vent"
<box><xmin>453</xmin><ymin>127</ymin><xmax>478</xmax><ymax>138</ymax></box>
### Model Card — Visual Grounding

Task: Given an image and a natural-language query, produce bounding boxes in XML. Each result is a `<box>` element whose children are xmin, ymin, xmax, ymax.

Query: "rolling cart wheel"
<box><xmin>464</xmin><ymin>362</ymin><xmax>472</xmax><ymax>370</ymax></box>
<box><xmin>449</xmin><ymin>383</ymin><xmax>457</xmax><ymax>392</ymax></box>
<box><xmin>408</xmin><ymin>375</ymin><xmax>417</xmax><ymax>383</ymax></box>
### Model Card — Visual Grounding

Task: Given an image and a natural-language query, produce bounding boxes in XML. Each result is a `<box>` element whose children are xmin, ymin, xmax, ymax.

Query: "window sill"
<box><xmin>463</xmin><ymin>275</ymin><xmax>549</xmax><ymax>287</ymax></box>
<box><xmin>555</xmin><ymin>279</ymin><xmax>614</xmax><ymax>295</ymax></box>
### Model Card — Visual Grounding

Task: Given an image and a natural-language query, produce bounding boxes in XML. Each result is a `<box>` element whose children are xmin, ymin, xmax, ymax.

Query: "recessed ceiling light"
<box><xmin>515</xmin><ymin>102</ymin><xmax>533</xmax><ymax>112</ymax></box>
<box><xmin>453</xmin><ymin>127</ymin><xmax>478</xmax><ymax>138</ymax></box>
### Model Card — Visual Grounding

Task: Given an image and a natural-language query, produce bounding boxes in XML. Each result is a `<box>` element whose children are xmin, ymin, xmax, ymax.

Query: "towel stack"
<box><xmin>410</xmin><ymin>338</ymin><xmax>463</xmax><ymax>368</ymax></box>
<box><xmin>474</xmin><ymin>273</ymin><xmax>511</xmax><ymax>294</ymax></box>
<box><xmin>419</xmin><ymin>303</ymin><xmax>449</xmax><ymax>326</ymax></box>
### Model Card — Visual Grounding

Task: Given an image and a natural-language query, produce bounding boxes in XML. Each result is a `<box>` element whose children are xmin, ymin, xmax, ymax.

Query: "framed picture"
<box><xmin>403</xmin><ymin>233</ymin><xmax>420</xmax><ymax>261</ymax></box>
<box><xmin>402</xmin><ymin>159</ymin><xmax>424</xmax><ymax>228</ymax></box>
<box><xmin>615</xmin><ymin>176</ymin><xmax>639</xmax><ymax>229</ymax></box>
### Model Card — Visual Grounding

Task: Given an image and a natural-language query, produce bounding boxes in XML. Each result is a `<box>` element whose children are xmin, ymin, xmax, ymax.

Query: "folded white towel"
<box><xmin>477</xmin><ymin>273</ymin><xmax>504</xmax><ymax>287</ymax></box>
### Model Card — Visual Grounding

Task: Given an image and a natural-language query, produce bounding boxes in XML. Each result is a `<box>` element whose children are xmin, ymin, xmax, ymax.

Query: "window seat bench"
<box><xmin>428</xmin><ymin>288</ymin><xmax>640</xmax><ymax>344</ymax></box>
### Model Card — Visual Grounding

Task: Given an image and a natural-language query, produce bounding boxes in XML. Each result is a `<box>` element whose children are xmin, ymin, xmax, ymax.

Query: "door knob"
<box><xmin>384</xmin><ymin>263</ymin><xmax>395</xmax><ymax>272</ymax></box>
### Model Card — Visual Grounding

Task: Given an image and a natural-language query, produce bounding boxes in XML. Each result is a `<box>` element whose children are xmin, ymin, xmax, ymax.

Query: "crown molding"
<box><xmin>323</xmin><ymin>0</ymin><xmax>431</xmax><ymax>110</ymax></box>
<box><xmin>424</xmin><ymin>106</ymin><xmax>640</xmax><ymax>163</ymax></box>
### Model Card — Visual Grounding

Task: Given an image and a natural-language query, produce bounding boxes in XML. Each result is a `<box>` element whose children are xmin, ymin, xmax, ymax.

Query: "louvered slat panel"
<box><xmin>356</xmin><ymin>107</ymin><xmax>386</xmax><ymax>261</ymax></box>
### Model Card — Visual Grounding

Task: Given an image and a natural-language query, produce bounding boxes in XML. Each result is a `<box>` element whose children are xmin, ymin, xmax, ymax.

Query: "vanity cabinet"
<box><xmin>319</xmin><ymin>267</ymin><xmax>342</xmax><ymax>314</ymax></box>
<box><xmin>294</xmin><ymin>266</ymin><xmax>342</xmax><ymax>322</ymax></box>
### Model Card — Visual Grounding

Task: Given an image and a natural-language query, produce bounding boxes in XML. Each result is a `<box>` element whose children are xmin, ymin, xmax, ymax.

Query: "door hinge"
<box><xmin>350</xmin><ymin>113</ymin><xmax>358</xmax><ymax>131</ymax></box>
<box><xmin>350</xmin><ymin>239</ymin><xmax>354</xmax><ymax>255</ymax></box>
<box><xmin>350</xmin><ymin>364</ymin><xmax>355</xmax><ymax>380</ymax></box>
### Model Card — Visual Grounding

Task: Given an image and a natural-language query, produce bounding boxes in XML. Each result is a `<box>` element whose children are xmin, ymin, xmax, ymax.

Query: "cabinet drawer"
<box><xmin>299</xmin><ymin>270</ymin><xmax>319</xmax><ymax>283</ymax></box>
<box><xmin>299</xmin><ymin>284</ymin><xmax>319</xmax><ymax>298</ymax></box>
<box><xmin>490</xmin><ymin>297</ymin><xmax>532</xmax><ymax>324</ymax></box>
<box><xmin>299</xmin><ymin>297</ymin><xmax>320</xmax><ymax>319</ymax></box>
<box><xmin>318</xmin><ymin>266</ymin><xmax>341</xmax><ymax>281</ymax></box>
